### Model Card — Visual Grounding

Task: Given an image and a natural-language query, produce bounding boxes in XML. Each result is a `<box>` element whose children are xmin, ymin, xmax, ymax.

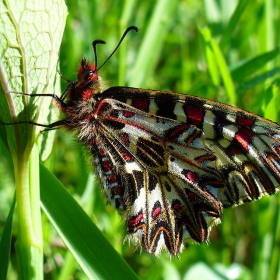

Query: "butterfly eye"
<box><xmin>83</xmin><ymin>70</ymin><xmax>93</xmax><ymax>81</ymax></box>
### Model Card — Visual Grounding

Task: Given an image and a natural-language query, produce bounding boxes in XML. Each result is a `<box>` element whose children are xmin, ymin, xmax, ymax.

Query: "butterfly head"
<box><xmin>66</xmin><ymin>26</ymin><xmax>138</xmax><ymax>103</ymax></box>
<box><xmin>77</xmin><ymin>57</ymin><xmax>100</xmax><ymax>87</ymax></box>
<box><xmin>70</xmin><ymin>57</ymin><xmax>104</xmax><ymax>102</ymax></box>
<box><xmin>77</xmin><ymin>57</ymin><xmax>99</xmax><ymax>85</ymax></box>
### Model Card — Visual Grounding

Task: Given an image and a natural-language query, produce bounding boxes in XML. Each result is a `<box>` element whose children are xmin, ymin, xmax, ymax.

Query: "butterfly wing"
<box><xmin>92</xmin><ymin>86</ymin><xmax>280</xmax><ymax>255</ymax></box>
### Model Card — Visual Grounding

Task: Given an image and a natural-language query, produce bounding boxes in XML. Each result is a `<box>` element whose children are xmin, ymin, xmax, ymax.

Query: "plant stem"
<box><xmin>15</xmin><ymin>143</ymin><xmax>43</xmax><ymax>280</ymax></box>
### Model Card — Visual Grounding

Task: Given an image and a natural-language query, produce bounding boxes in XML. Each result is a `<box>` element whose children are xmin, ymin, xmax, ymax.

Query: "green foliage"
<box><xmin>0</xmin><ymin>0</ymin><xmax>279</xmax><ymax>279</ymax></box>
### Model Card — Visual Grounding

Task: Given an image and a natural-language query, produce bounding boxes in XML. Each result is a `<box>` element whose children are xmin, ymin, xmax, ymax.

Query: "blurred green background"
<box><xmin>1</xmin><ymin>0</ymin><xmax>280</xmax><ymax>279</ymax></box>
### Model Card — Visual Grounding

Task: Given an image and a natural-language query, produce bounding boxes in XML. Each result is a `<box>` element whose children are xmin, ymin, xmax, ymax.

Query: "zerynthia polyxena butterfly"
<box><xmin>2</xmin><ymin>26</ymin><xmax>280</xmax><ymax>255</ymax></box>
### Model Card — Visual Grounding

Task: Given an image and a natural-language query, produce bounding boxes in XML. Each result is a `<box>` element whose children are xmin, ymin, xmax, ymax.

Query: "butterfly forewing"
<box><xmin>90</xmin><ymin>86</ymin><xmax>280</xmax><ymax>255</ymax></box>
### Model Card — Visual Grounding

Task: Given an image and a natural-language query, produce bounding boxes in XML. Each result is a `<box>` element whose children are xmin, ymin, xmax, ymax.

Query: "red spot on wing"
<box><xmin>184</xmin><ymin>105</ymin><xmax>204</xmax><ymax>126</ymax></box>
<box><xmin>114</xmin><ymin>186</ymin><xmax>121</xmax><ymax>195</ymax></box>
<box><xmin>120</xmin><ymin>133</ymin><xmax>130</xmax><ymax>145</ymax></box>
<box><xmin>230</xmin><ymin>147</ymin><xmax>242</xmax><ymax>155</ymax></box>
<box><xmin>128</xmin><ymin>214</ymin><xmax>143</xmax><ymax>226</ymax></box>
<box><xmin>123</xmin><ymin>110</ymin><xmax>135</xmax><ymax>117</ymax></box>
<box><xmin>170</xmin><ymin>124</ymin><xmax>189</xmax><ymax>139</ymax></box>
<box><xmin>182</xmin><ymin>170</ymin><xmax>197</xmax><ymax>182</ymax></box>
<box><xmin>122</xmin><ymin>151</ymin><xmax>132</xmax><ymax>162</ymax></box>
<box><xmin>152</xmin><ymin>206</ymin><xmax>161</xmax><ymax>218</ymax></box>
<box><xmin>103</xmin><ymin>160</ymin><xmax>112</xmax><ymax>172</ymax></box>
<box><xmin>237</xmin><ymin>117</ymin><xmax>254</xmax><ymax>127</ymax></box>
<box><xmin>235</xmin><ymin>128</ymin><xmax>255</xmax><ymax>152</ymax></box>
<box><xmin>132</xmin><ymin>98</ymin><xmax>149</xmax><ymax>112</ymax></box>
<box><xmin>99</xmin><ymin>148</ymin><xmax>105</xmax><ymax>156</ymax></box>
<box><xmin>186</xmin><ymin>171</ymin><xmax>197</xmax><ymax>182</ymax></box>
<box><xmin>109</xmin><ymin>174</ymin><xmax>117</xmax><ymax>183</ymax></box>
<box><xmin>188</xmin><ymin>192</ymin><xmax>198</xmax><ymax>200</ymax></box>
<box><xmin>173</xmin><ymin>203</ymin><xmax>181</xmax><ymax>211</ymax></box>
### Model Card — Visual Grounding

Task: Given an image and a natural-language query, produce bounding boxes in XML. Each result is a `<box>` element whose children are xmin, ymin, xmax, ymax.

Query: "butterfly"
<box><xmin>3</xmin><ymin>26</ymin><xmax>280</xmax><ymax>256</ymax></box>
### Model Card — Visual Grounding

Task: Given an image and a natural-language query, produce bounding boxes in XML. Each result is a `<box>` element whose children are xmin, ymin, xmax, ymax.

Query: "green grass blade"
<box><xmin>219</xmin><ymin>0</ymin><xmax>250</xmax><ymax>50</ymax></box>
<box><xmin>236</xmin><ymin>67</ymin><xmax>280</xmax><ymax>94</ymax></box>
<box><xmin>262</xmin><ymin>81</ymin><xmax>280</xmax><ymax>121</ymax></box>
<box><xmin>200</xmin><ymin>28</ymin><xmax>236</xmax><ymax>104</ymax></box>
<box><xmin>203</xmin><ymin>0</ymin><xmax>220</xmax><ymax>23</ymax></box>
<box><xmin>128</xmin><ymin>0</ymin><xmax>179</xmax><ymax>87</ymax></box>
<box><xmin>39</xmin><ymin>164</ymin><xmax>138</xmax><ymax>280</ymax></box>
<box><xmin>200</xmin><ymin>28</ymin><xmax>220</xmax><ymax>87</ymax></box>
<box><xmin>210</xmin><ymin>38</ymin><xmax>236</xmax><ymax>105</ymax></box>
<box><xmin>231</xmin><ymin>48</ymin><xmax>280</xmax><ymax>81</ymax></box>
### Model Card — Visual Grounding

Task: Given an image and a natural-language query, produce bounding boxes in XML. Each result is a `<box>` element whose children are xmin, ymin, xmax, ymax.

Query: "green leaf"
<box><xmin>0</xmin><ymin>1</ymin><xmax>68</xmax><ymax>279</ymax></box>
<box><xmin>40</xmin><ymin>164</ymin><xmax>138</xmax><ymax>280</ymax></box>
<box><xmin>0</xmin><ymin>0</ymin><xmax>68</xmax><ymax>156</ymax></box>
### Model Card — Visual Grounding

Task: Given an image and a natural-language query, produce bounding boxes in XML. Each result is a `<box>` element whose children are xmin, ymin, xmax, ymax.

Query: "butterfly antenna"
<box><xmin>92</xmin><ymin>39</ymin><xmax>106</xmax><ymax>71</ymax></box>
<box><xmin>95</xmin><ymin>26</ymin><xmax>138</xmax><ymax>71</ymax></box>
